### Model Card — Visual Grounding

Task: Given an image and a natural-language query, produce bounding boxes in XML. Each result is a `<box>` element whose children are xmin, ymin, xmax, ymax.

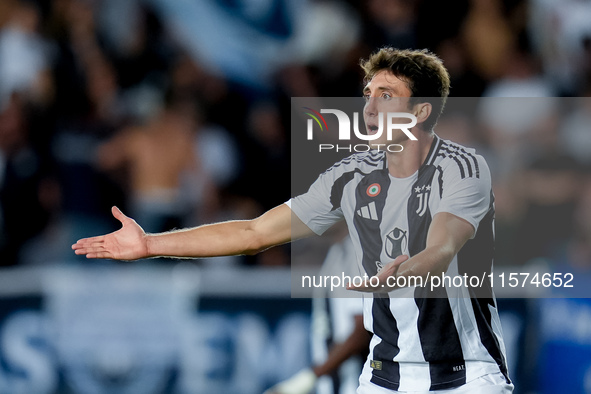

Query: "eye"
<box><xmin>363</xmin><ymin>93</ymin><xmax>371</xmax><ymax>102</ymax></box>
<box><xmin>382</xmin><ymin>92</ymin><xmax>392</xmax><ymax>100</ymax></box>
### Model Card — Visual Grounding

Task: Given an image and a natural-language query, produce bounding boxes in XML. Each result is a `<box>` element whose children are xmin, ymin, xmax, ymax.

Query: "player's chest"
<box><xmin>340</xmin><ymin>169</ymin><xmax>441</xmax><ymax>227</ymax></box>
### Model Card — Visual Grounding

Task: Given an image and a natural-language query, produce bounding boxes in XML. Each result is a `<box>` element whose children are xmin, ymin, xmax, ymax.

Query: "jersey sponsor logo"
<box><xmin>356</xmin><ymin>201</ymin><xmax>379</xmax><ymax>220</ymax></box>
<box><xmin>414</xmin><ymin>184</ymin><xmax>431</xmax><ymax>217</ymax></box>
<box><xmin>370</xmin><ymin>360</ymin><xmax>383</xmax><ymax>370</ymax></box>
<box><xmin>385</xmin><ymin>228</ymin><xmax>407</xmax><ymax>259</ymax></box>
<box><xmin>367</xmin><ymin>183</ymin><xmax>381</xmax><ymax>197</ymax></box>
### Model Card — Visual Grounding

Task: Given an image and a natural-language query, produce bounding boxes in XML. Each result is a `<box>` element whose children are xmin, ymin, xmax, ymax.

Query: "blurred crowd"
<box><xmin>0</xmin><ymin>0</ymin><xmax>590</xmax><ymax>271</ymax></box>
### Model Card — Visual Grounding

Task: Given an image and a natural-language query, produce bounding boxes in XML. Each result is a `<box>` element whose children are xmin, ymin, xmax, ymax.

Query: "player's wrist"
<box><xmin>144</xmin><ymin>233</ymin><xmax>158</xmax><ymax>258</ymax></box>
<box><xmin>389</xmin><ymin>262</ymin><xmax>403</xmax><ymax>288</ymax></box>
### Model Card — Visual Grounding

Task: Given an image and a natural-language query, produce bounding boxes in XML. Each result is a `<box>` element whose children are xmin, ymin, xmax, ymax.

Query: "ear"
<box><xmin>414</xmin><ymin>102</ymin><xmax>432</xmax><ymax>128</ymax></box>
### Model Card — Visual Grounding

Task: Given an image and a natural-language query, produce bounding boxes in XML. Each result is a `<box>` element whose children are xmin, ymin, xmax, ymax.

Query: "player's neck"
<box><xmin>386</xmin><ymin>132</ymin><xmax>435</xmax><ymax>178</ymax></box>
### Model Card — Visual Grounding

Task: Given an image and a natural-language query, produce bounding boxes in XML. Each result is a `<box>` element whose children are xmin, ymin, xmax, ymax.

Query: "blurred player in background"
<box><xmin>73</xmin><ymin>47</ymin><xmax>513</xmax><ymax>393</ymax></box>
<box><xmin>264</xmin><ymin>234</ymin><xmax>369</xmax><ymax>394</ymax></box>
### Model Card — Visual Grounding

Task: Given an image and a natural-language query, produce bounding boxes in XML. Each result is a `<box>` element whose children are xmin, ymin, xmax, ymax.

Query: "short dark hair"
<box><xmin>360</xmin><ymin>48</ymin><xmax>450</xmax><ymax>131</ymax></box>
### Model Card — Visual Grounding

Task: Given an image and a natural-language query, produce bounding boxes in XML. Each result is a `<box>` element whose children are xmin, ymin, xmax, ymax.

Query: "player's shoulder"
<box><xmin>322</xmin><ymin>150</ymin><xmax>386</xmax><ymax>177</ymax></box>
<box><xmin>430</xmin><ymin>136</ymin><xmax>489</xmax><ymax>181</ymax></box>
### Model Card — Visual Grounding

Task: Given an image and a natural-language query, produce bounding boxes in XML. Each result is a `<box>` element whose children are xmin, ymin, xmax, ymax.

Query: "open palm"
<box><xmin>72</xmin><ymin>206</ymin><xmax>149</xmax><ymax>260</ymax></box>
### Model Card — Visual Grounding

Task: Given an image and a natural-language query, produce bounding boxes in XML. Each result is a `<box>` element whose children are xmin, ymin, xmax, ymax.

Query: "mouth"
<box><xmin>367</xmin><ymin>124</ymin><xmax>379</xmax><ymax>135</ymax></box>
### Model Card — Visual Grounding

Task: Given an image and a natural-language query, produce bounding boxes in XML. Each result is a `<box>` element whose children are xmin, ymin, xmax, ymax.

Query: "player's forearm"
<box><xmin>145</xmin><ymin>220</ymin><xmax>268</xmax><ymax>258</ymax></box>
<box><xmin>144</xmin><ymin>204</ymin><xmax>297</xmax><ymax>258</ymax></box>
<box><xmin>393</xmin><ymin>212</ymin><xmax>473</xmax><ymax>284</ymax></box>
<box><xmin>395</xmin><ymin>244</ymin><xmax>456</xmax><ymax>281</ymax></box>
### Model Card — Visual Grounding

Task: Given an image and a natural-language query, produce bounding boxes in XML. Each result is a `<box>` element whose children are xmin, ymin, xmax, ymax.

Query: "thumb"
<box><xmin>379</xmin><ymin>254</ymin><xmax>409</xmax><ymax>276</ymax></box>
<box><xmin>111</xmin><ymin>206</ymin><xmax>130</xmax><ymax>224</ymax></box>
<box><xmin>389</xmin><ymin>254</ymin><xmax>409</xmax><ymax>274</ymax></box>
<box><xmin>392</xmin><ymin>254</ymin><xmax>409</xmax><ymax>267</ymax></box>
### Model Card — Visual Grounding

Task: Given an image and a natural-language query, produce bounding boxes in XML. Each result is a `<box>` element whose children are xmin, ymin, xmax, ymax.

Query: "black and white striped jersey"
<box><xmin>290</xmin><ymin>135</ymin><xmax>511</xmax><ymax>392</ymax></box>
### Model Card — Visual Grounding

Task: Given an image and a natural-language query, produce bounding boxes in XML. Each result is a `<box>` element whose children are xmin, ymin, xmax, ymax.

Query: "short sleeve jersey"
<box><xmin>290</xmin><ymin>136</ymin><xmax>511</xmax><ymax>392</ymax></box>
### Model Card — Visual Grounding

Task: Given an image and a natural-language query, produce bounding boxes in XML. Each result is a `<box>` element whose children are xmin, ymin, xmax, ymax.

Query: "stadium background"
<box><xmin>0</xmin><ymin>0</ymin><xmax>590</xmax><ymax>393</ymax></box>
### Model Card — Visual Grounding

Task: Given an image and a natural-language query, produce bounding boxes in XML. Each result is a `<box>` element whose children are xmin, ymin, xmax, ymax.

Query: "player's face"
<box><xmin>363</xmin><ymin>70</ymin><xmax>414</xmax><ymax>147</ymax></box>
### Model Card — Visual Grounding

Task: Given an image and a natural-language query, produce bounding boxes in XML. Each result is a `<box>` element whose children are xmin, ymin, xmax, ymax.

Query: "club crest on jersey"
<box><xmin>385</xmin><ymin>227</ymin><xmax>407</xmax><ymax>259</ymax></box>
<box><xmin>414</xmin><ymin>184</ymin><xmax>431</xmax><ymax>217</ymax></box>
<box><xmin>366</xmin><ymin>183</ymin><xmax>381</xmax><ymax>197</ymax></box>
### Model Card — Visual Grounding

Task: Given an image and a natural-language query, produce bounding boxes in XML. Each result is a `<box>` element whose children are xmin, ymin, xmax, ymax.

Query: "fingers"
<box><xmin>111</xmin><ymin>206</ymin><xmax>128</xmax><ymax>223</ymax></box>
<box><xmin>74</xmin><ymin>250</ymin><xmax>112</xmax><ymax>259</ymax></box>
<box><xmin>73</xmin><ymin>245</ymin><xmax>105</xmax><ymax>254</ymax></box>
<box><xmin>85</xmin><ymin>252</ymin><xmax>112</xmax><ymax>259</ymax></box>
<box><xmin>72</xmin><ymin>242</ymin><xmax>111</xmax><ymax>258</ymax></box>
<box><xmin>346</xmin><ymin>271</ymin><xmax>384</xmax><ymax>292</ymax></box>
<box><xmin>347</xmin><ymin>255</ymin><xmax>410</xmax><ymax>292</ymax></box>
<box><xmin>72</xmin><ymin>237</ymin><xmax>104</xmax><ymax>250</ymax></box>
<box><xmin>390</xmin><ymin>254</ymin><xmax>409</xmax><ymax>270</ymax></box>
<box><xmin>346</xmin><ymin>277</ymin><xmax>379</xmax><ymax>292</ymax></box>
<box><xmin>71</xmin><ymin>208</ymin><xmax>132</xmax><ymax>260</ymax></box>
<box><xmin>71</xmin><ymin>237</ymin><xmax>108</xmax><ymax>259</ymax></box>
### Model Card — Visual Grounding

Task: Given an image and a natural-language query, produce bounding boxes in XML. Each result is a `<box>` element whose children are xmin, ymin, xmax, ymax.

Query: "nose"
<box><xmin>364</xmin><ymin>97</ymin><xmax>378</xmax><ymax>117</ymax></box>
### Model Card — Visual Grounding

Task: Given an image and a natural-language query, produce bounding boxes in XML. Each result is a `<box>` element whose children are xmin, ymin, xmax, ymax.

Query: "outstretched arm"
<box><xmin>72</xmin><ymin>204</ymin><xmax>314</xmax><ymax>260</ymax></box>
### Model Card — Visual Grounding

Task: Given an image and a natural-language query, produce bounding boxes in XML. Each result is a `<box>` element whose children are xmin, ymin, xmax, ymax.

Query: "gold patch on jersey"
<box><xmin>370</xmin><ymin>360</ymin><xmax>382</xmax><ymax>370</ymax></box>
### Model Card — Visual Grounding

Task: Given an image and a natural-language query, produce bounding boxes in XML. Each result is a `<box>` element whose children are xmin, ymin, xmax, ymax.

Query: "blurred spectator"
<box><xmin>280</xmin><ymin>0</ymin><xmax>362</xmax><ymax>98</ymax></box>
<box><xmin>167</xmin><ymin>52</ymin><xmax>250</xmax><ymax>139</ymax></box>
<box><xmin>529</xmin><ymin>0</ymin><xmax>591</xmax><ymax>95</ymax></box>
<box><xmin>0</xmin><ymin>95</ymin><xmax>50</xmax><ymax>266</ymax></box>
<box><xmin>415</xmin><ymin>0</ymin><xmax>469</xmax><ymax>51</ymax></box>
<box><xmin>433</xmin><ymin>107</ymin><xmax>480</xmax><ymax>147</ymax></box>
<box><xmin>512</xmin><ymin>153</ymin><xmax>582</xmax><ymax>266</ymax></box>
<box><xmin>461</xmin><ymin>0</ymin><xmax>515</xmax><ymax>81</ymax></box>
<box><xmin>192</xmin><ymin>121</ymin><xmax>240</xmax><ymax>203</ymax></box>
<box><xmin>227</xmin><ymin>101</ymin><xmax>290</xmax><ymax>267</ymax></box>
<box><xmin>289</xmin><ymin>0</ymin><xmax>360</xmax><ymax>67</ymax></box>
<box><xmin>50</xmin><ymin>49</ymin><xmax>125</xmax><ymax>249</ymax></box>
<box><xmin>147</xmin><ymin>0</ymin><xmax>304</xmax><ymax>90</ymax></box>
<box><xmin>0</xmin><ymin>0</ymin><xmax>588</xmax><ymax>273</ymax></box>
<box><xmin>477</xmin><ymin>94</ymin><xmax>559</xmax><ymax>181</ymax></box>
<box><xmin>437</xmin><ymin>38</ymin><xmax>486</xmax><ymax>97</ymax></box>
<box><xmin>362</xmin><ymin>0</ymin><xmax>417</xmax><ymax>50</ymax></box>
<box><xmin>49</xmin><ymin>0</ymin><xmax>126</xmax><ymax>123</ymax></box>
<box><xmin>553</xmin><ymin>176</ymin><xmax>591</xmax><ymax>283</ymax></box>
<box><xmin>97</xmin><ymin>96</ymin><xmax>214</xmax><ymax>234</ymax></box>
<box><xmin>233</xmin><ymin>101</ymin><xmax>289</xmax><ymax>213</ymax></box>
<box><xmin>0</xmin><ymin>0</ymin><xmax>53</xmax><ymax>109</ymax></box>
<box><xmin>560</xmin><ymin>97</ymin><xmax>591</xmax><ymax>167</ymax></box>
<box><xmin>582</xmin><ymin>37</ymin><xmax>591</xmax><ymax>92</ymax></box>
<box><xmin>482</xmin><ymin>46</ymin><xmax>555</xmax><ymax>98</ymax></box>
<box><xmin>97</xmin><ymin>0</ymin><xmax>170</xmax><ymax>90</ymax></box>
<box><xmin>184</xmin><ymin>100</ymin><xmax>241</xmax><ymax>227</ymax></box>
